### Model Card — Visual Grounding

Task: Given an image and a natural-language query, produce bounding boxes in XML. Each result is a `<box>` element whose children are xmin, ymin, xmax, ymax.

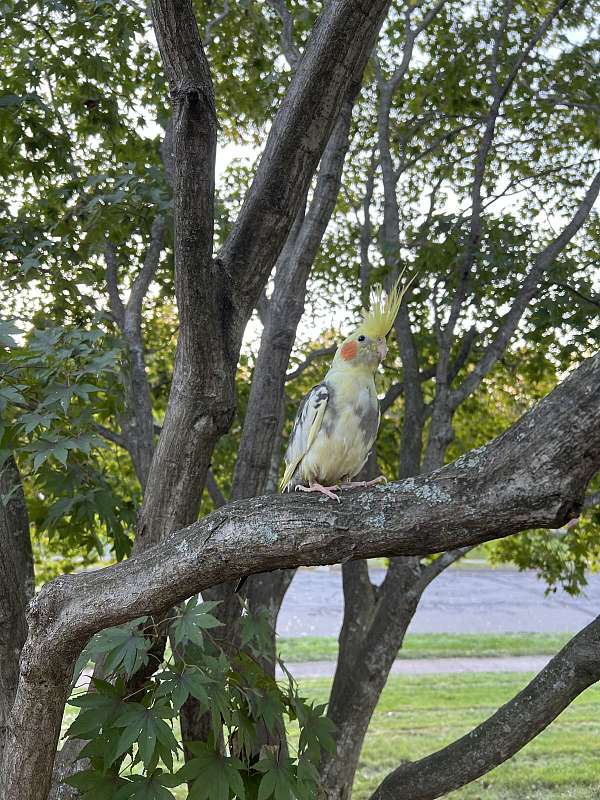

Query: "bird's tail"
<box><xmin>279</xmin><ymin>462</ymin><xmax>295</xmax><ymax>493</ymax></box>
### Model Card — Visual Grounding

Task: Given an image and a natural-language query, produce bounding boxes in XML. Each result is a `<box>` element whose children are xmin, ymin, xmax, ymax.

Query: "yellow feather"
<box><xmin>356</xmin><ymin>270</ymin><xmax>417</xmax><ymax>339</ymax></box>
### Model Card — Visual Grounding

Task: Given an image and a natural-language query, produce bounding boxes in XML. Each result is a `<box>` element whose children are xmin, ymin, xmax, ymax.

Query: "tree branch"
<box><xmin>439</xmin><ymin>0</ymin><xmax>570</xmax><ymax>373</ymax></box>
<box><xmin>451</xmin><ymin>167</ymin><xmax>600</xmax><ymax>408</ymax></box>
<box><xmin>359</xmin><ymin>153</ymin><xmax>376</xmax><ymax>304</ymax></box>
<box><xmin>103</xmin><ymin>243</ymin><xmax>125</xmax><ymax>329</ymax></box>
<box><xmin>3</xmin><ymin>350</ymin><xmax>600</xmax><ymax>800</ymax></box>
<box><xmin>219</xmin><ymin>0</ymin><xmax>392</xmax><ymax>306</ymax></box>
<box><xmin>127</xmin><ymin>215</ymin><xmax>166</xmax><ymax>325</ymax></box>
<box><xmin>0</xmin><ymin>456</ymin><xmax>33</xmax><ymax>762</ymax></box>
<box><xmin>256</xmin><ymin>289</ymin><xmax>271</xmax><ymax>326</ymax></box>
<box><xmin>266</xmin><ymin>0</ymin><xmax>301</xmax><ymax>69</ymax></box>
<box><xmin>285</xmin><ymin>346</ymin><xmax>337</xmax><ymax>382</ymax></box>
<box><xmin>92</xmin><ymin>424</ymin><xmax>127</xmax><ymax>449</ymax></box>
<box><xmin>553</xmin><ymin>280</ymin><xmax>600</xmax><ymax>309</ymax></box>
<box><xmin>379</xmin><ymin>335</ymin><xmax>474</xmax><ymax>417</ymax></box>
<box><xmin>414</xmin><ymin>546</ymin><xmax>473</xmax><ymax>595</ymax></box>
<box><xmin>203</xmin><ymin>0</ymin><xmax>230</xmax><ymax>47</ymax></box>
<box><xmin>370</xmin><ymin>610</ymin><xmax>600</xmax><ymax>800</ymax></box>
<box><xmin>205</xmin><ymin>469</ymin><xmax>227</xmax><ymax>509</ymax></box>
<box><xmin>379</xmin><ymin>381</ymin><xmax>404</xmax><ymax>414</ymax></box>
<box><xmin>150</xmin><ymin>0</ymin><xmax>216</xmax><ymax>348</ymax></box>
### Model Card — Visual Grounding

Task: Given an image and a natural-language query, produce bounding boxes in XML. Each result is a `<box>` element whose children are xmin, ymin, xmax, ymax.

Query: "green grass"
<box><xmin>298</xmin><ymin>672</ymin><xmax>600</xmax><ymax>799</ymax></box>
<box><xmin>277</xmin><ymin>632</ymin><xmax>572</xmax><ymax>662</ymax></box>
<box><xmin>61</xmin><ymin>668</ymin><xmax>600</xmax><ymax>799</ymax></box>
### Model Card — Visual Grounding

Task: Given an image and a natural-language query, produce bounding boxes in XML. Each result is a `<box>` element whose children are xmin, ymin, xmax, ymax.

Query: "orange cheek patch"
<box><xmin>340</xmin><ymin>340</ymin><xmax>358</xmax><ymax>361</ymax></box>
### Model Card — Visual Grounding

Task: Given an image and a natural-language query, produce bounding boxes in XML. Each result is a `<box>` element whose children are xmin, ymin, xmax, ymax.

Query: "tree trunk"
<box><xmin>179</xmin><ymin>52</ymin><xmax>372</xmax><ymax>757</ymax></box>
<box><xmin>0</xmin><ymin>456</ymin><xmax>33</xmax><ymax>763</ymax></box>
<box><xmin>1</xmin><ymin>349</ymin><xmax>599</xmax><ymax>800</ymax></box>
<box><xmin>322</xmin><ymin>561</ymin><xmax>421</xmax><ymax>798</ymax></box>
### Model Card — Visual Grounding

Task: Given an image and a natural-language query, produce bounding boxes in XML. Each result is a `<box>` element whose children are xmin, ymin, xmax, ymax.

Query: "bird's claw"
<box><xmin>295</xmin><ymin>483</ymin><xmax>341</xmax><ymax>502</ymax></box>
<box><xmin>341</xmin><ymin>475</ymin><xmax>387</xmax><ymax>490</ymax></box>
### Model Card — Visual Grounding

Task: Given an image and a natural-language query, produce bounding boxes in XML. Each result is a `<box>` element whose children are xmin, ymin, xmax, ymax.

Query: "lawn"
<box><xmin>61</xmin><ymin>667</ymin><xmax>600</xmax><ymax>799</ymax></box>
<box><xmin>298</xmin><ymin>672</ymin><xmax>600</xmax><ymax>799</ymax></box>
<box><xmin>277</xmin><ymin>631</ymin><xmax>572</xmax><ymax>662</ymax></box>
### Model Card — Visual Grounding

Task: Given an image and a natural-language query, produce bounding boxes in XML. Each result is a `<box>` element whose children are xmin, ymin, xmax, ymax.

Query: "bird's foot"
<box><xmin>340</xmin><ymin>475</ymin><xmax>388</xmax><ymax>490</ymax></box>
<box><xmin>295</xmin><ymin>482</ymin><xmax>341</xmax><ymax>502</ymax></box>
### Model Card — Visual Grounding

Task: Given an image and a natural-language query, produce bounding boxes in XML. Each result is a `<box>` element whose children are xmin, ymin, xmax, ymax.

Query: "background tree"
<box><xmin>1</xmin><ymin>1</ymin><xmax>599</xmax><ymax>799</ymax></box>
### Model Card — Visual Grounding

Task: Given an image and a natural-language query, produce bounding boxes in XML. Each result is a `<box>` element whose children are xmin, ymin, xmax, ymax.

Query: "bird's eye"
<box><xmin>358</xmin><ymin>335</ymin><xmax>366</xmax><ymax>342</ymax></box>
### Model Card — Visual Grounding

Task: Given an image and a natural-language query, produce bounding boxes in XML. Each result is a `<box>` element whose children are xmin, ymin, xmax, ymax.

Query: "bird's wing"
<box><xmin>280</xmin><ymin>383</ymin><xmax>329</xmax><ymax>491</ymax></box>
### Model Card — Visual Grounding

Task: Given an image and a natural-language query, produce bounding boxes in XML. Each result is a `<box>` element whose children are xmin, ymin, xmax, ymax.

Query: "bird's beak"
<box><xmin>376</xmin><ymin>339</ymin><xmax>388</xmax><ymax>361</ymax></box>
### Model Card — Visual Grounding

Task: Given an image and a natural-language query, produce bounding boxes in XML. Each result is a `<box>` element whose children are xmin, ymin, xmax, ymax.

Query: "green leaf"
<box><xmin>172</xmin><ymin>597</ymin><xmax>223</xmax><ymax>649</ymax></box>
<box><xmin>114</xmin><ymin>772</ymin><xmax>178</xmax><ymax>800</ymax></box>
<box><xmin>178</xmin><ymin>743</ymin><xmax>245</xmax><ymax>800</ymax></box>
<box><xmin>0</xmin><ymin>384</ymin><xmax>27</xmax><ymax>407</ymax></box>
<box><xmin>19</xmin><ymin>410</ymin><xmax>59</xmax><ymax>434</ymax></box>
<box><xmin>64</xmin><ymin>768</ymin><xmax>126</xmax><ymax>800</ymax></box>
<box><xmin>296</xmin><ymin>700</ymin><xmax>336</xmax><ymax>763</ymax></box>
<box><xmin>240</xmin><ymin>609</ymin><xmax>273</xmax><ymax>655</ymax></box>
<box><xmin>89</xmin><ymin>619</ymin><xmax>151</xmax><ymax>677</ymax></box>
<box><xmin>40</xmin><ymin>384</ymin><xmax>76</xmax><ymax>414</ymax></box>
<box><xmin>156</xmin><ymin>667</ymin><xmax>212</xmax><ymax>712</ymax></box>
<box><xmin>0</xmin><ymin>318</ymin><xmax>22</xmax><ymax>347</ymax></box>
<box><xmin>255</xmin><ymin>752</ymin><xmax>299</xmax><ymax>800</ymax></box>
<box><xmin>66</xmin><ymin>682</ymin><xmax>125</xmax><ymax>739</ymax></box>
<box><xmin>113</xmin><ymin>702</ymin><xmax>178</xmax><ymax>770</ymax></box>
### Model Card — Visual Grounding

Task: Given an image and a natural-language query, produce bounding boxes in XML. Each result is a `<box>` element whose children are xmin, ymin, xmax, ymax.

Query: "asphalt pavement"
<box><xmin>277</xmin><ymin>566</ymin><xmax>600</xmax><ymax>638</ymax></box>
<box><xmin>275</xmin><ymin>655</ymin><xmax>551</xmax><ymax>679</ymax></box>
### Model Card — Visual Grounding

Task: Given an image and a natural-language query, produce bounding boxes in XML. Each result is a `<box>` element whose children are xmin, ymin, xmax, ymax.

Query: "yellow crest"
<box><xmin>356</xmin><ymin>270</ymin><xmax>416</xmax><ymax>339</ymax></box>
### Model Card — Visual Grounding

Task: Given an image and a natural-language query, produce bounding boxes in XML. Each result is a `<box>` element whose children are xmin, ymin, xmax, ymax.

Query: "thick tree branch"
<box><xmin>219</xmin><ymin>0</ymin><xmax>392</xmax><ymax>306</ymax></box>
<box><xmin>370</xmin><ymin>611</ymin><xmax>600</xmax><ymax>800</ymax></box>
<box><xmin>150</xmin><ymin>0</ymin><xmax>216</xmax><ymax>348</ymax></box>
<box><xmin>0</xmin><ymin>456</ymin><xmax>33</xmax><ymax>763</ymax></box>
<box><xmin>2</xmin><ymin>350</ymin><xmax>599</xmax><ymax>800</ymax></box>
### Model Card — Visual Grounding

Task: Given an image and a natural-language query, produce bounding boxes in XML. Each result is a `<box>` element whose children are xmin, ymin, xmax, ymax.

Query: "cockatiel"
<box><xmin>280</xmin><ymin>277</ymin><xmax>411</xmax><ymax>502</ymax></box>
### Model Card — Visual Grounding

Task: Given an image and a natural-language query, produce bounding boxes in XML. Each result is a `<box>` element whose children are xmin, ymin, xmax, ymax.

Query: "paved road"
<box><xmin>275</xmin><ymin>655</ymin><xmax>551</xmax><ymax>679</ymax></box>
<box><xmin>277</xmin><ymin>566</ymin><xmax>600</xmax><ymax>637</ymax></box>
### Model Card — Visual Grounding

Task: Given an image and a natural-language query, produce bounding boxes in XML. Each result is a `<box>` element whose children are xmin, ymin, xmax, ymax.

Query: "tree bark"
<box><xmin>135</xmin><ymin>0</ymin><xmax>221</xmax><ymax>554</ymax></box>
<box><xmin>184</xmin><ymin>87</ymin><xmax>362</xmax><ymax>754</ymax></box>
<box><xmin>2</xmin><ymin>349</ymin><xmax>599</xmax><ymax>800</ymax></box>
<box><xmin>0</xmin><ymin>456</ymin><xmax>33</xmax><ymax>763</ymax></box>
<box><xmin>181</xmin><ymin>19</ymin><xmax>385</xmax><ymax>755</ymax></box>
<box><xmin>219</xmin><ymin>0</ymin><xmax>393</xmax><ymax>303</ymax></box>
<box><xmin>136</xmin><ymin>0</ymin><xmax>394</xmax><ymax>556</ymax></box>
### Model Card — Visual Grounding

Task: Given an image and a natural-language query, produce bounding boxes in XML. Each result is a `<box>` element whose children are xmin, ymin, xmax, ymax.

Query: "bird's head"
<box><xmin>333</xmin><ymin>273</ymin><xmax>415</xmax><ymax>371</ymax></box>
<box><xmin>335</xmin><ymin>331</ymin><xmax>388</xmax><ymax>370</ymax></box>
